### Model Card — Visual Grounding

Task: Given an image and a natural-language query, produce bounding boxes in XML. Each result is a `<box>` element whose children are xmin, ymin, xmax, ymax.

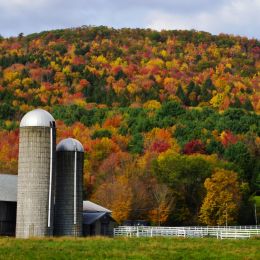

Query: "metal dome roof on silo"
<box><xmin>20</xmin><ymin>109</ymin><xmax>55</xmax><ymax>127</ymax></box>
<box><xmin>57</xmin><ymin>138</ymin><xmax>84</xmax><ymax>152</ymax></box>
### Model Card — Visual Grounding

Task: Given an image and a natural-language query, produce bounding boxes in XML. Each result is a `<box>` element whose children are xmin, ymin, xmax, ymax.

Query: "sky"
<box><xmin>0</xmin><ymin>0</ymin><xmax>259</xmax><ymax>39</ymax></box>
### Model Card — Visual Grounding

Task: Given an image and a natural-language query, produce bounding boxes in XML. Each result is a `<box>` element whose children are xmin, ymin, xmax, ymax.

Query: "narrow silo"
<box><xmin>54</xmin><ymin>138</ymin><xmax>84</xmax><ymax>236</ymax></box>
<box><xmin>16</xmin><ymin>109</ymin><xmax>56</xmax><ymax>238</ymax></box>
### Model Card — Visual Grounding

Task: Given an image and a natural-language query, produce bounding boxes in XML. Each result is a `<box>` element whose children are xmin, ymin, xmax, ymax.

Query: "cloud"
<box><xmin>0</xmin><ymin>0</ymin><xmax>259</xmax><ymax>39</ymax></box>
<box><xmin>146</xmin><ymin>0</ymin><xmax>260</xmax><ymax>38</ymax></box>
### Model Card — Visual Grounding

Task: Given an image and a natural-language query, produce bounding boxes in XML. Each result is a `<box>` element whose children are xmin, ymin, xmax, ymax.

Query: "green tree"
<box><xmin>224</xmin><ymin>142</ymin><xmax>253</xmax><ymax>181</ymax></box>
<box><xmin>176</xmin><ymin>84</ymin><xmax>189</xmax><ymax>105</ymax></box>
<box><xmin>156</xmin><ymin>101</ymin><xmax>185</xmax><ymax>118</ymax></box>
<box><xmin>92</xmin><ymin>129</ymin><xmax>112</xmax><ymax>139</ymax></box>
<box><xmin>128</xmin><ymin>133</ymin><xmax>144</xmax><ymax>154</ymax></box>
<box><xmin>153</xmin><ymin>153</ymin><xmax>213</xmax><ymax>224</ymax></box>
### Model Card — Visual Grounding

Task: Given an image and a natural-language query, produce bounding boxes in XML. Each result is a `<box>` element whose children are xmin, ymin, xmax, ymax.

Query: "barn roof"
<box><xmin>83</xmin><ymin>212</ymin><xmax>116</xmax><ymax>225</ymax></box>
<box><xmin>83</xmin><ymin>212</ymin><xmax>107</xmax><ymax>225</ymax></box>
<box><xmin>83</xmin><ymin>200</ymin><xmax>112</xmax><ymax>213</ymax></box>
<box><xmin>0</xmin><ymin>174</ymin><xmax>17</xmax><ymax>202</ymax></box>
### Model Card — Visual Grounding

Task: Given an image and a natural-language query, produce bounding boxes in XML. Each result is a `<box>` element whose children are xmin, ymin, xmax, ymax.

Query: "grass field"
<box><xmin>0</xmin><ymin>237</ymin><xmax>259</xmax><ymax>260</ymax></box>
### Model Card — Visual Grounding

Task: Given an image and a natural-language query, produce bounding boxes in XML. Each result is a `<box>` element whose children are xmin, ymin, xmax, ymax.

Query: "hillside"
<box><xmin>0</xmin><ymin>26</ymin><xmax>259</xmax><ymax>225</ymax></box>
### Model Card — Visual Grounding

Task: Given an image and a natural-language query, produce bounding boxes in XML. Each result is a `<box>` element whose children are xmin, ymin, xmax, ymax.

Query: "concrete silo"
<box><xmin>16</xmin><ymin>109</ymin><xmax>56</xmax><ymax>238</ymax></box>
<box><xmin>54</xmin><ymin>138</ymin><xmax>84</xmax><ymax>236</ymax></box>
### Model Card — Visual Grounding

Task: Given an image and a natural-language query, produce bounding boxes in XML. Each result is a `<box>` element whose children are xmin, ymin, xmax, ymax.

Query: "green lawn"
<box><xmin>0</xmin><ymin>237</ymin><xmax>259</xmax><ymax>260</ymax></box>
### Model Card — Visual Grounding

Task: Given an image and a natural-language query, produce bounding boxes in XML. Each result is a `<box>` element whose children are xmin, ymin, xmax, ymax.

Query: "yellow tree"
<box><xmin>91</xmin><ymin>175</ymin><xmax>133</xmax><ymax>224</ymax></box>
<box><xmin>199</xmin><ymin>169</ymin><xmax>242</xmax><ymax>225</ymax></box>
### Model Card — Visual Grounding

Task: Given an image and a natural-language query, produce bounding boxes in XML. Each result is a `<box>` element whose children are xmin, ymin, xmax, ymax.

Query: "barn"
<box><xmin>0</xmin><ymin>174</ymin><xmax>116</xmax><ymax>237</ymax></box>
<box><xmin>83</xmin><ymin>201</ymin><xmax>117</xmax><ymax>236</ymax></box>
<box><xmin>0</xmin><ymin>174</ymin><xmax>17</xmax><ymax>236</ymax></box>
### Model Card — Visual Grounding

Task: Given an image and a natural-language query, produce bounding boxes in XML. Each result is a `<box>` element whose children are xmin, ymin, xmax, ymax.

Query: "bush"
<box><xmin>92</xmin><ymin>129</ymin><xmax>112</xmax><ymax>139</ymax></box>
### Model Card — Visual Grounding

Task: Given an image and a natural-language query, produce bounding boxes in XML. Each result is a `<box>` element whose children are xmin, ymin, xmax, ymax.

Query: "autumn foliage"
<box><xmin>183</xmin><ymin>139</ymin><xmax>205</xmax><ymax>155</ymax></box>
<box><xmin>0</xmin><ymin>26</ymin><xmax>259</xmax><ymax>225</ymax></box>
<box><xmin>199</xmin><ymin>169</ymin><xmax>242</xmax><ymax>225</ymax></box>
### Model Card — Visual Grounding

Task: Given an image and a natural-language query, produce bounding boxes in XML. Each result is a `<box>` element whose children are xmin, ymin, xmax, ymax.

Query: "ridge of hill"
<box><xmin>0</xmin><ymin>26</ymin><xmax>259</xmax><ymax>114</ymax></box>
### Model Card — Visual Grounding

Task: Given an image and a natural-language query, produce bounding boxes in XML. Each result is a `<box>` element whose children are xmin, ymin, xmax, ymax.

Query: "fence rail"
<box><xmin>114</xmin><ymin>226</ymin><xmax>260</xmax><ymax>239</ymax></box>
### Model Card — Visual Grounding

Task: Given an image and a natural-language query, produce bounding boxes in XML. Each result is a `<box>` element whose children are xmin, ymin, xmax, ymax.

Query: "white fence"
<box><xmin>114</xmin><ymin>226</ymin><xmax>260</xmax><ymax>239</ymax></box>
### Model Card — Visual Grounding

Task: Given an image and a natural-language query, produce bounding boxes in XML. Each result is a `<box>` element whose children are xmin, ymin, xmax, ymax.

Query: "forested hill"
<box><xmin>0</xmin><ymin>26</ymin><xmax>259</xmax><ymax>226</ymax></box>
<box><xmin>0</xmin><ymin>26</ymin><xmax>259</xmax><ymax>111</ymax></box>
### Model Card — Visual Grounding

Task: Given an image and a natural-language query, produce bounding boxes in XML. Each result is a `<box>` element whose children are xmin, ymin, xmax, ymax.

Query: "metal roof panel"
<box><xmin>0</xmin><ymin>174</ymin><xmax>17</xmax><ymax>202</ymax></box>
<box><xmin>83</xmin><ymin>200</ymin><xmax>112</xmax><ymax>213</ymax></box>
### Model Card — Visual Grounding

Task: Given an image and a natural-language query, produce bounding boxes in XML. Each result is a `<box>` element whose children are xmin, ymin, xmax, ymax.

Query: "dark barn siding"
<box><xmin>0</xmin><ymin>201</ymin><xmax>16</xmax><ymax>236</ymax></box>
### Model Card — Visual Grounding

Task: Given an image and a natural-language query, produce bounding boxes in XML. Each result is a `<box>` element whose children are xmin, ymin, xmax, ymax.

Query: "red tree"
<box><xmin>183</xmin><ymin>140</ymin><xmax>206</xmax><ymax>155</ymax></box>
